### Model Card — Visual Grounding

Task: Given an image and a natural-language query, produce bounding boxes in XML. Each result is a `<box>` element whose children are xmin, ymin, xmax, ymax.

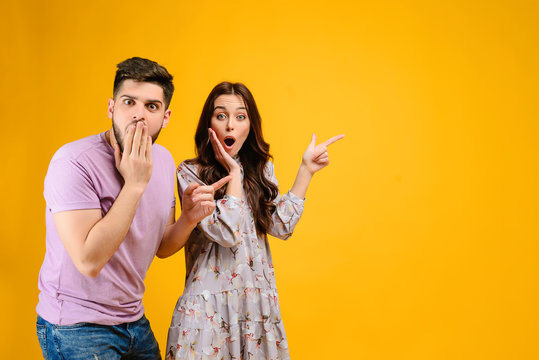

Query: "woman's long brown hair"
<box><xmin>188</xmin><ymin>82</ymin><xmax>279</xmax><ymax>235</ymax></box>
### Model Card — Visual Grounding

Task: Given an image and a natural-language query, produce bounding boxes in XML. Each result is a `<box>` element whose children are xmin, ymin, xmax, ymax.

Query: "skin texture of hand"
<box><xmin>208</xmin><ymin>128</ymin><xmax>243</xmax><ymax>198</ymax></box>
<box><xmin>302</xmin><ymin>133</ymin><xmax>345</xmax><ymax>175</ymax></box>
<box><xmin>208</xmin><ymin>128</ymin><xmax>241</xmax><ymax>172</ymax></box>
<box><xmin>181</xmin><ymin>175</ymin><xmax>232</xmax><ymax>226</ymax></box>
<box><xmin>156</xmin><ymin>175</ymin><xmax>232</xmax><ymax>258</ymax></box>
<box><xmin>290</xmin><ymin>133</ymin><xmax>345</xmax><ymax>199</ymax></box>
<box><xmin>111</xmin><ymin>121</ymin><xmax>153</xmax><ymax>191</ymax></box>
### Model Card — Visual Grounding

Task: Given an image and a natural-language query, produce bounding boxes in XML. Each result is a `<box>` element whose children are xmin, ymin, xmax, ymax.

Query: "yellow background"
<box><xmin>2</xmin><ymin>0</ymin><xmax>538</xmax><ymax>358</ymax></box>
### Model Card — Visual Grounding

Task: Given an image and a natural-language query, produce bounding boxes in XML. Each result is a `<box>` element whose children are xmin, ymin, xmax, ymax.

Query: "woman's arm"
<box><xmin>172</xmin><ymin>162</ymin><xmax>248</xmax><ymax>249</ymax></box>
<box><xmin>290</xmin><ymin>133</ymin><xmax>344</xmax><ymax>199</ymax></box>
<box><xmin>268</xmin><ymin>133</ymin><xmax>344</xmax><ymax>239</ymax></box>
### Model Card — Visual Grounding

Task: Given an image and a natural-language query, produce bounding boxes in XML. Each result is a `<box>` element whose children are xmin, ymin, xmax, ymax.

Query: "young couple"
<box><xmin>36</xmin><ymin>57</ymin><xmax>343</xmax><ymax>360</ymax></box>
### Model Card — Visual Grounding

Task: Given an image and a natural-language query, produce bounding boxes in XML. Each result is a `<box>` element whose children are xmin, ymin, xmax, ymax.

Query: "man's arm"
<box><xmin>54</xmin><ymin>122</ymin><xmax>152</xmax><ymax>278</ymax></box>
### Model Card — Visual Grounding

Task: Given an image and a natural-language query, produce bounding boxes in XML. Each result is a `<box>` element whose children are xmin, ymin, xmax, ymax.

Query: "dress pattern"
<box><xmin>166</xmin><ymin>159</ymin><xmax>304</xmax><ymax>360</ymax></box>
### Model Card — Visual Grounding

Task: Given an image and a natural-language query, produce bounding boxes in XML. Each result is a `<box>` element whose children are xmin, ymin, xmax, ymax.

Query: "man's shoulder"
<box><xmin>51</xmin><ymin>133</ymin><xmax>106</xmax><ymax>164</ymax></box>
<box><xmin>152</xmin><ymin>142</ymin><xmax>172</xmax><ymax>156</ymax></box>
<box><xmin>152</xmin><ymin>143</ymin><xmax>176</xmax><ymax>167</ymax></box>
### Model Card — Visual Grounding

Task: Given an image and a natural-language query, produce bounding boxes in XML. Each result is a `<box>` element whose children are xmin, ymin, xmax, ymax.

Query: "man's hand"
<box><xmin>112</xmin><ymin>121</ymin><xmax>153</xmax><ymax>191</ymax></box>
<box><xmin>181</xmin><ymin>176</ymin><xmax>232</xmax><ymax>226</ymax></box>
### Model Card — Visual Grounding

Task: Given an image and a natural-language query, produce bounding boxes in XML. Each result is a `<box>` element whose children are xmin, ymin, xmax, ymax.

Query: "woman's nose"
<box><xmin>226</xmin><ymin>119</ymin><xmax>234</xmax><ymax>131</ymax></box>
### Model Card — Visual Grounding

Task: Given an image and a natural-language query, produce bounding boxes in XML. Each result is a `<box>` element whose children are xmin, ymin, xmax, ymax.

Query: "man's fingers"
<box><xmin>131</xmin><ymin>122</ymin><xmax>143</xmax><ymax>155</ymax></box>
<box><xmin>211</xmin><ymin>175</ymin><xmax>232</xmax><ymax>191</ymax></box>
<box><xmin>145</xmin><ymin>135</ymin><xmax>152</xmax><ymax>163</ymax></box>
<box><xmin>139</xmin><ymin>125</ymin><xmax>148</xmax><ymax>157</ymax></box>
<box><xmin>321</xmin><ymin>134</ymin><xmax>345</xmax><ymax>147</ymax></box>
<box><xmin>113</xmin><ymin>143</ymin><xmax>121</xmax><ymax>169</ymax></box>
<box><xmin>123</xmin><ymin>125</ymin><xmax>134</xmax><ymax>154</ymax></box>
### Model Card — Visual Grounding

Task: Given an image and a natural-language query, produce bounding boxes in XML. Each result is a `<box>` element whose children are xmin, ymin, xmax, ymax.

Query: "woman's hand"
<box><xmin>208</xmin><ymin>128</ymin><xmax>241</xmax><ymax>174</ymax></box>
<box><xmin>181</xmin><ymin>176</ymin><xmax>231</xmax><ymax>226</ymax></box>
<box><xmin>208</xmin><ymin>128</ymin><xmax>243</xmax><ymax>198</ymax></box>
<box><xmin>302</xmin><ymin>133</ymin><xmax>345</xmax><ymax>175</ymax></box>
<box><xmin>290</xmin><ymin>133</ymin><xmax>344</xmax><ymax>199</ymax></box>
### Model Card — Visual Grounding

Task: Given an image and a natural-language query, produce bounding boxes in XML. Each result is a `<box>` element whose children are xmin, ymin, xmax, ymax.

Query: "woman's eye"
<box><xmin>217</xmin><ymin>114</ymin><xmax>226</xmax><ymax>120</ymax></box>
<box><xmin>237</xmin><ymin>114</ymin><xmax>246</xmax><ymax>120</ymax></box>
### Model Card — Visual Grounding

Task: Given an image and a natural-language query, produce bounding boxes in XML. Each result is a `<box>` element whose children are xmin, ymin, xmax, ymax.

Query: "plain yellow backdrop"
<box><xmin>2</xmin><ymin>0</ymin><xmax>538</xmax><ymax>358</ymax></box>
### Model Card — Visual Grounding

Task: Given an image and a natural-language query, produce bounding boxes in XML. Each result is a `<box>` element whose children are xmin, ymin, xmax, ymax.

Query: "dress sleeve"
<box><xmin>265</xmin><ymin>161</ymin><xmax>305</xmax><ymax>240</ymax></box>
<box><xmin>176</xmin><ymin>161</ymin><xmax>247</xmax><ymax>248</ymax></box>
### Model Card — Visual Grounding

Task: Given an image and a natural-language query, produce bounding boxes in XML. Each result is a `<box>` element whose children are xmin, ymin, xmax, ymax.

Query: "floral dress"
<box><xmin>166</xmin><ymin>159</ymin><xmax>305</xmax><ymax>360</ymax></box>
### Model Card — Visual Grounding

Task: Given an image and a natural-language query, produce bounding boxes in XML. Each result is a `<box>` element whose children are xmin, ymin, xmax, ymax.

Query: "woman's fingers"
<box><xmin>209</xmin><ymin>128</ymin><xmax>225</xmax><ymax>157</ymax></box>
<box><xmin>313</xmin><ymin>146</ymin><xmax>328</xmax><ymax>161</ymax></box>
<box><xmin>321</xmin><ymin>134</ymin><xmax>345</xmax><ymax>147</ymax></box>
<box><xmin>211</xmin><ymin>175</ymin><xmax>232</xmax><ymax>191</ymax></box>
<box><xmin>183</xmin><ymin>182</ymin><xmax>200</xmax><ymax>197</ymax></box>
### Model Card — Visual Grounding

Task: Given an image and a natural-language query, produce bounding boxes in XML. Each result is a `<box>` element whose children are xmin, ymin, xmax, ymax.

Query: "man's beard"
<box><xmin>112</xmin><ymin>119</ymin><xmax>162</xmax><ymax>153</ymax></box>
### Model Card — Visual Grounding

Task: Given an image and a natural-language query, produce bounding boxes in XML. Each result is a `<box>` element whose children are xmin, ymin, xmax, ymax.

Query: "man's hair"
<box><xmin>113</xmin><ymin>57</ymin><xmax>174</xmax><ymax>108</ymax></box>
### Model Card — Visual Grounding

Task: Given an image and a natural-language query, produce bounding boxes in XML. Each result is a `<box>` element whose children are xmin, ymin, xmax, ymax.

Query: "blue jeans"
<box><xmin>36</xmin><ymin>315</ymin><xmax>161</xmax><ymax>360</ymax></box>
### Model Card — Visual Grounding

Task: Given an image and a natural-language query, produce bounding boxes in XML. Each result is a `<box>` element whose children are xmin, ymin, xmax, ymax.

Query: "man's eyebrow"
<box><xmin>120</xmin><ymin>95</ymin><xmax>163</xmax><ymax>104</ymax></box>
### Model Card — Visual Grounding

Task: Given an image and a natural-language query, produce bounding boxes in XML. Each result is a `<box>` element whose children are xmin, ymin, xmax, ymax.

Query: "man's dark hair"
<box><xmin>113</xmin><ymin>57</ymin><xmax>174</xmax><ymax>108</ymax></box>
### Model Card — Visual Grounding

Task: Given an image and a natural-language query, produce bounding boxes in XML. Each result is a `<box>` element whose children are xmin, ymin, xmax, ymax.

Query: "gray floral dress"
<box><xmin>166</xmin><ymin>159</ymin><xmax>304</xmax><ymax>360</ymax></box>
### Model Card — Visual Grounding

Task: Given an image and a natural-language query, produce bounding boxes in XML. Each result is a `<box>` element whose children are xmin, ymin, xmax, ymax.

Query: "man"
<box><xmin>36</xmin><ymin>57</ymin><xmax>229</xmax><ymax>359</ymax></box>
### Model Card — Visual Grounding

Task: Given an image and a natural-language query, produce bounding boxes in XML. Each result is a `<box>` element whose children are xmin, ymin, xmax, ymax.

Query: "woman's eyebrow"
<box><xmin>214</xmin><ymin>105</ymin><xmax>246</xmax><ymax>111</ymax></box>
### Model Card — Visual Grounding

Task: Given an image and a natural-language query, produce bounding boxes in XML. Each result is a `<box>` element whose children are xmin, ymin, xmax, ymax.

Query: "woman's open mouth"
<box><xmin>223</xmin><ymin>136</ymin><xmax>236</xmax><ymax>149</ymax></box>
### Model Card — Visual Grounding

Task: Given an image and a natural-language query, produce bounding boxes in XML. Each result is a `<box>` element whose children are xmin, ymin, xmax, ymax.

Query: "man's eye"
<box><xmin>217</xmin><ymin>114</ymin><xmax>226</xmax><ymax>120</ymax></box>
<box><xmin>148</xmin><ymin>104</ymin><xmax>158</xmax><ymax>110</ymax></box>
<box><xmin>123</xmin><ymin>99</ymin><xmax>133</xmax><ymax>105</ymax></box>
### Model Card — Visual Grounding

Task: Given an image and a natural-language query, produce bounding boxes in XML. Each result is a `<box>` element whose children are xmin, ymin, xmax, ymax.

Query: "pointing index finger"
<box><xmin>211</xmin><ymin>175</ymin><xmax>232</xmax><ymax>191</ymax></box>
<box><xmin>321</xmin><ymin>134</ymin><xmax>345</xmax><ymax>147</ymax></box>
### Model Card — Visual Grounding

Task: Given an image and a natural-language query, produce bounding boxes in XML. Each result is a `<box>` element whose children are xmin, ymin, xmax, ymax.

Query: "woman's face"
<box><xmin>210</xmin><ymin>94</ymin><xmax>251</xmax><ymax>156</ymax></box>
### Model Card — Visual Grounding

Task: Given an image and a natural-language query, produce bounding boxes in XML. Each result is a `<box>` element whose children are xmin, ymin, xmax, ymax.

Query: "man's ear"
<box><xmin>162</xmin><ymin>109</ymin><xmax>171</xmax><ymax>128</ymax></box>
<box><xmin>107</xmin><ymin>98</ymin><xmax>115</xmax><ymax>119</ymax></box>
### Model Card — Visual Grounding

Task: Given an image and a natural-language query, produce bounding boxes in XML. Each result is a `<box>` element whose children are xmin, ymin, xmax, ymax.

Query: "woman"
<box><xmin>166</xmin><ymin>82</ymin><xmax>343</xmax><ymax>359</ymax></box>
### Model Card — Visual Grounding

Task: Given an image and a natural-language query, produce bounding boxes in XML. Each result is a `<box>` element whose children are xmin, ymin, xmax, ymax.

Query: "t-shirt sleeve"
<box><xmin>44</xmin><ymin>158</ymin><xmax>101</xmax><ymax>213</ymax></box>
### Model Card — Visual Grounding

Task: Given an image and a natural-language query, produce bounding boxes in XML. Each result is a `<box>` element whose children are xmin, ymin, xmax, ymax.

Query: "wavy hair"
<box><xmin>188</xmin><ymin>82</ymin><xmax>278</xmax><ymax>235</ymax></box>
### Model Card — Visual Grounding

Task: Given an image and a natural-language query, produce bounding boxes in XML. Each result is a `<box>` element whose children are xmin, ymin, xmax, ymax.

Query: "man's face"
<box><xmin>107</xmin><ymin>79</ymin><xmax>171</xmax><ymax>152</ymax></box>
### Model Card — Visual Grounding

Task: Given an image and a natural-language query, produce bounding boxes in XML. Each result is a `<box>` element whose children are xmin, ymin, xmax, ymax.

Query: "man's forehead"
<box><xmin>116</xmin><ymin>79</ymin><xmax>165</xmax><ymax>101</ymax></box>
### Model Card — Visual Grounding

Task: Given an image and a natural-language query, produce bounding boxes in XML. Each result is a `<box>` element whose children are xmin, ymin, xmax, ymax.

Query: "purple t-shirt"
<box><xmin>37</xmin><ymin>132</ymin><xmax>176</xmax><ymax>325</ymax></box>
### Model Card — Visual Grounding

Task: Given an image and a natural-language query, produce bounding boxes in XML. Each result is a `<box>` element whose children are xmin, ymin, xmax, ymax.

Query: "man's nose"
<box><xmin>132</xmin><ymin>104</ymin><xmax>146</xmax><ymax>121</ymax></box>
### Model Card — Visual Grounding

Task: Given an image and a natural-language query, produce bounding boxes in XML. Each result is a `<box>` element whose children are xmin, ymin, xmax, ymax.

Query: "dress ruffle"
<box><xmin>167</xmin><ymin>288</ymin><xmax>290</xmax><ymax>360</ymax></box>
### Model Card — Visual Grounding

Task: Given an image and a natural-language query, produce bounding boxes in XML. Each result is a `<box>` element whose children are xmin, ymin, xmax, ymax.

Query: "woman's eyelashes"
<box><xmin>215</xmin><ymin>112</ymin><xmax>248</xmax><ymax>121</ymax></box>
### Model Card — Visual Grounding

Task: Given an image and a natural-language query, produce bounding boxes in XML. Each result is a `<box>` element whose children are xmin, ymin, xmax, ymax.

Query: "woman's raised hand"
<box><xmin>302</xmin><ymin>133</ymin><xmax>345</xmax><ymax>175</ymax></box>
<box><xmin>208</xmin><ymin>128</ymin><xmax>240</xmax><ymax>173</ymax></box>
<box><xmin>208</xmin><ymin>128</ymin><xmax>243</xmax><ymax>198</ymax></box>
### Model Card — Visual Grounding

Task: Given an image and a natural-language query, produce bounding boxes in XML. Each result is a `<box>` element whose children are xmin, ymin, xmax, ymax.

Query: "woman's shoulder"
<box><xmin>177</xmin><ymin>158</ymin><xmax>200</xmax><ymax>172</ymax></box>
<box><xmin>263</xmin><ymin>160</ymin><xmax>275</xmax><ymax>178</ymax></box>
